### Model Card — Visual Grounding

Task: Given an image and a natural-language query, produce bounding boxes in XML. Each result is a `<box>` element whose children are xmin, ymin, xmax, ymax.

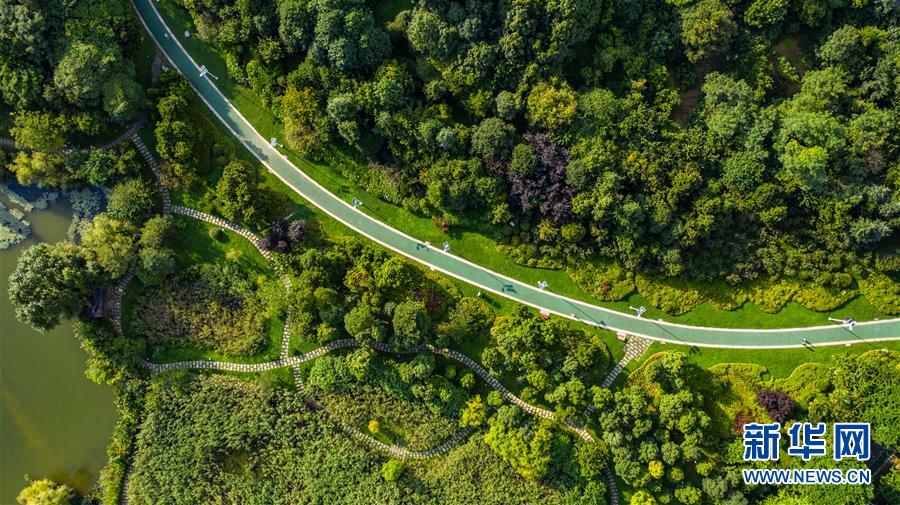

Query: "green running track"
<box><xmin>133</xmin><ymin>0</ymin><xmax>900</xmax><ymax>348</ymax></box>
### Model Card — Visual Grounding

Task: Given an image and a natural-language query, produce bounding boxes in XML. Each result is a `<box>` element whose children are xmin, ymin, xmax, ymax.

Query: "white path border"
<box><xmin>132</xmin><ymin>0</ymin><xmax>900</xmax><ymax>349</ymax></box>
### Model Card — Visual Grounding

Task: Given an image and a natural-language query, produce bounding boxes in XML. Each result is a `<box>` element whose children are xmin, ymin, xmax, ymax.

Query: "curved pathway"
<box><xmin>141</xmin><ymin>339</ymin><xmax>593</xmax><ymax>442</ymax></box>
<box><xmin>130</xmin><ymin>0</ymin><xmax>900</xmax><ymax>348</ymax></box>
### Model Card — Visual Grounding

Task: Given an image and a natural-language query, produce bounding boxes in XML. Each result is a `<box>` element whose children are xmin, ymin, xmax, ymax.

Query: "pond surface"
<box><xmin>0</xmin><ymin>197</ymin><xmax>117</xmax><ymax>502</ymax></box>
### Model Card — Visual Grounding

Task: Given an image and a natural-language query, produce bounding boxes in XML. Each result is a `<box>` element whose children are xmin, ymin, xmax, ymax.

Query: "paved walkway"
<box><xmin>602</xmin><ymin>337</ymin><xmax>653</xmax><ymax>389</ymax></box>
<box><xmin>131</xmin><ymin>0</ymin><xmax>900</xmax><ymax>348</ymax></box>
<box><xmin>142</xmin><ymin>338</ymin><xmax>594</xmax><ymax>443</ymax></box>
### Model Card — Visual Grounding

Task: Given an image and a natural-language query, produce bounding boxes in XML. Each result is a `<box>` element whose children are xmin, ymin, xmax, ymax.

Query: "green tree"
<box><xmin>381</xmin><ymin>459</ymin><xmax>405</xmax><ymax>482</ymax></box>
<box><xmin>136</xmin><ymin>216</ymin><xmax>175</xmax><ymax>286</ymax></box>
<box><xmin>680</xmin><ymin>0</ymin><xmax>737</xmax><ymax>63</ymax></box>
<box><xmin>471</xmin><ymin>117</ymin><xmax>516</xmax><ymax>159</ymax></box>
<box><xmin>391</xmin><ymin>300</ymin><xmax>431</xmax><ymax>349</ymax></box>
<box><xmin>8</xmin><ymin>242</ymin><xmax>98</xmax><ymax>332</ymax></box>
<box><xmin>216</xmin><ymin>160</ymin><xmax>266</xmax><ymax>225</ymax></box>
<box><xmin>7</xmin><ymin>151</ymin><xmax>69</xmax><ymax>188</ymax></box>
<box><xmin>74</xmin><ymin>149</ymin><xmax>118</xmax><ymax>186</ymax></box>
<box><xmin>281</xmin><ymin>86</ymin><xmax>320</xmax><ymax>155</ymax></box>
<box><xmin>82</xmin><ymin>215</ymin><xmax>137</xmax><ymax>280</ymax></box>
<box><xmin>16</xmin><ymin>478</ymin><xmax>73</xmax><ymax>505</ymax></box>
<box><xmin>460</xmin><ymin>394</ymin><xmax>487</xmax><ymax>427</ymax></box>
<box><xmin>527</xmin><ymin>80</ymin><xmax>577</xmax><ymax>136</ymax></box>
<box><xmin>10</xmin><ymin>111</ymin><xmax>66</xmax><ymax>151</ymax></box>
<box><xmin>102</xmin><ymin>72</ymin><xmax>145</xmax><ymax>122</ymax></box>
<box><xmin>107</xmin><ymin>178</ymin><xmax>157</xmax><ymax>224</ymax></box>
<box><xmin>374</xmin><ymin>61</ymin><xmax>413</xmax><ymax>111</ymax></box>
<box><xmin>53</xmin><ymin>41</ymin><xmax>118</xmax><ymax>108</ymax></box>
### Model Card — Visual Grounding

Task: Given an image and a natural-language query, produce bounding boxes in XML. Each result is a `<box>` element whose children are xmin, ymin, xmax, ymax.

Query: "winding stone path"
<box><xmin>142</xmin><ymin>338</ymin><xmax>594</xmax><ymax>443</ymax></box>
<box><xmin>602</xmin><ymin>336</ymin><xmax>652</xmax><ymax>389</ymax></box>
<box><xmin>131</xmin><ymin>134</ymin><xmax>171</xmax><ymax>214</ymax></box>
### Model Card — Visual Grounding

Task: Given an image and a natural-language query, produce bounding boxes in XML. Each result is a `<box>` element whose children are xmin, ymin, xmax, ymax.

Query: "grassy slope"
<box><xmin>124</xmin><ymin>215</ymin><xmax>286</xmax><ymax>364</ymax></box>
<box><xmin>149</xmin><ymin>0</ymin><xmax>893</xmax><ymax>329</ymax></box>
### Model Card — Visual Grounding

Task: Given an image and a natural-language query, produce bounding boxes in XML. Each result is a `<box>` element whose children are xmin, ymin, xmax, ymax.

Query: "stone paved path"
<box><xmin>602</xmin><ymin>336</ymin><xmax>653</xmax><ymax>389</ymax></box>
<box><xmin>131</xmin><ymin>134</ymin><xmax>171</xmax><ymax>214</ymax></box>
<box><xmin>143</xmin><ymin>338</ymin><xmax>594</xmax><ymax>443</ymax></box>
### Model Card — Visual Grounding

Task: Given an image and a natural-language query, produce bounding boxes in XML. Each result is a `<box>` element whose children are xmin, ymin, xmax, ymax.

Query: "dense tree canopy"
<box><xmin>169</xmin><ymin>0</ymin><xmax>899</xmax><ymax>295</ymax></box>
<box><xmin>7</xmin><ymin>242</ymin><xmax>101</xmax><ymax>332</ymax></box>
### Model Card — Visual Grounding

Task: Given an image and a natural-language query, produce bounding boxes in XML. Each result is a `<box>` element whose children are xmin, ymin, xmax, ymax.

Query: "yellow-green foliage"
<box><xmin>774</xmin><ymin>363</ymin><xmax>831</xmax><ymax>409</ymax></box>
<box><xmin>624</xmin><ymin>352</ymin><xmax>666</xmax><ymax>395</ymax></box>
<box><xmin>858</xmin><ymin>272</ymin><xmax>900</xmax><ymax>315</ymax></box>
<box><xmin>746</xmin><ymin>279</ymin><xmax>799</xmax><ymax>313</ymax></box>
<box><xmin>707</xmin><ymin>363</ymin><xmax>771</xmax><ymax>432</ymax></box>
<box><xmin>635</xmin><ymin>274</ymin><xmax>703</xmax><ymax>315</ymax></box>
<box><xmin>698</xmin><ymin>281</ymin><xmax>748</xmax><ymax>310</ymax></box>
<box><xmin>567</xmin><ymin>260</ymin><xmax>635</xmax><ymax>301</ymax></box>
<box><xmin>792</xmin><ymin>284</ymin><xmax>856</xmax><ymax>312</ymax></box>
<box><xmin>496</xmin><ymin>243</ymin><xmax>563</xmax><ymax>269</ymax></box>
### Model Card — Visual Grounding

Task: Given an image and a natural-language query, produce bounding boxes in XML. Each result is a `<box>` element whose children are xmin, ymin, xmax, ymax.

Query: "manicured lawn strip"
<box><xmin>149</xmin><ymin>0</ymin><xmax>893</xmax><ymax>329</ymax></box>
<box><xmin>636</xmin><ymin>339</ymin><xmax>900</xmax><ymax>379</ymax></box>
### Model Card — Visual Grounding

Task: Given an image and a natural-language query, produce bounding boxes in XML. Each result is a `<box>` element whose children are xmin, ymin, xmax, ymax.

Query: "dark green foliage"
<box><xmin>8</xmin><ymin>242</ymin><xmax>101</xmax><ymax>332</ymax></box>
<box><xmin>136</xmin><ymin>215</ymin><xmax>176</xmax><ymax>286</ymax></box>
<box><xmin>482</xmin><ymin>306</ymin><xmax>609</xmax><ymax>416</ymax></box>
<box><xmin>810</xmin><ymin>351</ymin><xmax>900</xmax><ymax>449</ymax></box>
<box><xmin>290</xmin><ymin>237</ymin><xmax>456</xmax><ymax>350</ymax></box>
<box><xmin>130</xmin><ymin>263</ymin><xmax>278</xmax><ymax>356</ymax></box>
<box><xmin>74</xmin><ymin>321</ymin><xmax>144</xmax><ymax>386</ymax></box>
<box><xmin>106</xmin><ymin>178</ymin><xmax>157</xmax><ymax>224</ymax></box>
<box><xmin>0</xmin><ymin>0</ymin><xmax>144</xmax><ymax>121</ymax></box>
<box><xmin>597</xmin><ymin>352</ymin><xmax>748</xmax><ymax>503</ymax></box>
<box><xmin>152</xmin><ymin>73</ymin><xmax>199</xmax><ymax>188</ymax></box>
<box><xmin>164</xmin><ymin>0</ymin><xmax>900</xmax><ymax>295</ymax></box>
<box><xmin>215</xmin><ymin>159</ymin><xmax>268</xmax><ymax>225</ymax></box>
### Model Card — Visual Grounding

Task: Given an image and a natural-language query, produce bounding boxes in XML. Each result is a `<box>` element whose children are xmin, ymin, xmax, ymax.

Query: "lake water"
<box><xmin>0</xmin><ymin>197</ymin><xmax>117</xmax><ymax>502</ymax></box>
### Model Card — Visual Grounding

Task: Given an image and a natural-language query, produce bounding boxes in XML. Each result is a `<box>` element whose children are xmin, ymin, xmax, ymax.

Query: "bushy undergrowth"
<box><xmin>567</xmin><ymin>260</ymin><xmax>634</xmax><ymax>301</ymax></box>
<box><xmin>127</xmin><ymin>375</ymin><xmax>569</xmax><ymax>504</ymax></box>
<box><xmin>745</xmin><ymin>279</ymin><xmax>799</xmax><ymax>313</ymax></box>
<box><xmin>319</xmin><ymin>361</ymin><xmax>462</xmax><ymax>451</ymax></box>
<box><xmin>131</xmin><ymin>263</ymin><xmax>279</xmax><ymax>356</ymax></box>
<box><xmin>858</xmin><ymin>272</ymin><xmax>900</xmax><ymax>315</ymax></box>
<box><xmin>635</xmin><ymin>274</ymin><xmax>704</xmax><ymax>315</ymax></box>
<box><xmin>791</xmin><ymin>284</ymin><xmax>856</xmax><ymax>312</ymax></box>
<box><xmin>496</xmin><ymin>243</ymin><xmax>564</xmax><ymax>269</ymax></box>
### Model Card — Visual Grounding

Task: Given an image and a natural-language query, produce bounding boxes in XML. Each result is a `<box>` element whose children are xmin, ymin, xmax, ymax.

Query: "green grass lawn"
<box><xmin>123</xmin><ymin>213</ymin><xmax>288</xmax><ymax>364</ymax></box>
<box><xmin>145</xmin><ymin>0</ymin><xmax>897</xmax><ymax>330</ymax></box>
<box><xmin>637</xmin><ymin>339</ymin><xmax>900</xmax><ymax>379</ymax></box>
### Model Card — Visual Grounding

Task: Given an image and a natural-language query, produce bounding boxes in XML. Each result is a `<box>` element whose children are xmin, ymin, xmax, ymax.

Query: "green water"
<box><xmin>0</xmin><ymin>197</ymin><xmax>117</xmax><ymax>502</ymax></box>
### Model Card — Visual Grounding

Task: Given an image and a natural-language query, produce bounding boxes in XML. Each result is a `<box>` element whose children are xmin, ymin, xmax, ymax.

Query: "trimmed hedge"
<box><xmin>496</xmin><ymin>243</ymin><xmax>563</xmax><ymax>269</ymax></box>
<box><xmin>792</xmin><ymin>284</ymin><xmax>855</xmax><ymax>312</ymax></box>
<box><xmin>746</xmin><ymin>279</ymin><xmax>799</xmax><ymax>313</ymax></box>
<box><xmin>567</xmin><ymin>260</ymin><xmax>634</xmax><ymax>301</ymax></box>
<box><xmin>858</xmin><ymin>272</ymin><xmax>900</xmax><ymax>315</ymax></box>
<box><xmin>635</xmin><ymin>274</ymin><xmax>703</xmax><ymax>315</ymax></box>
